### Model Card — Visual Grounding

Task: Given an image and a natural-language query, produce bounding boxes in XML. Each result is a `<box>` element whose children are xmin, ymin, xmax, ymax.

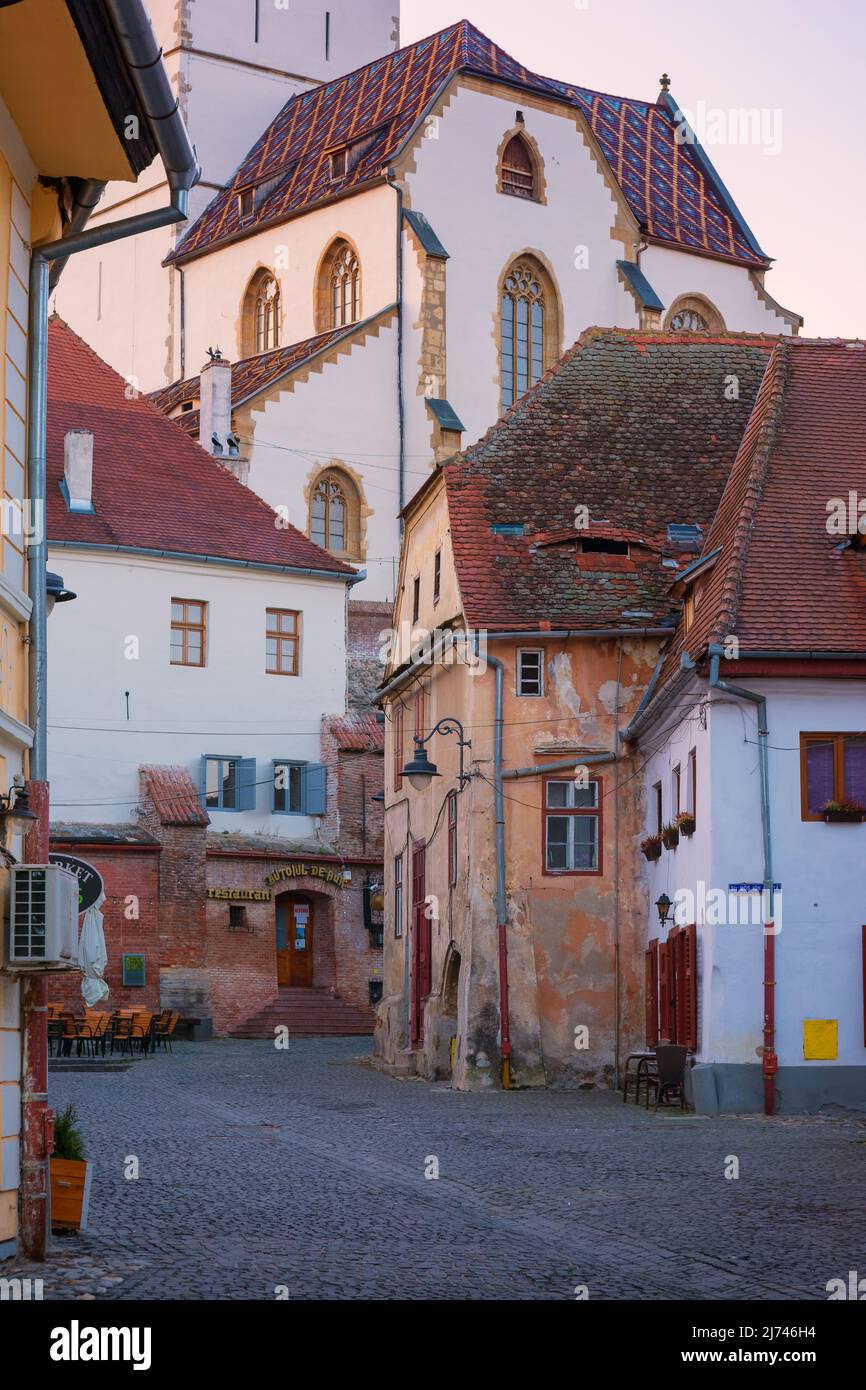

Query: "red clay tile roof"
<box><xmin>441</xmin><ymin>329</ymin><xmax>777</xmax><ymax>632</ymax></box>
<box><xmin>47</xmin><ymin>317</ymin><xmax>356</xmax><ymax>577</ymax></box>
<box><xmin>167</xmin><ymin>20</ymin><xmax>766</xmax><ymax>269</ymax></box>
<box><xmin>149</xmin><ymin>309</ymin><xmax>395</xmax><ymax>435</ymax></box>
<box><xmin>659</xmin><ymin>339</ymin><xmax>866</xmax><ymax>674</ymax></box>
<box><xmin>140</xmin><ymin>767</ymin><xmax>210</xmax><ymax>827</ymax></box>
<box><xmin>326</xmin><ymin>712</ymin><xmax>385</xmax><ymax>752</ymax></box>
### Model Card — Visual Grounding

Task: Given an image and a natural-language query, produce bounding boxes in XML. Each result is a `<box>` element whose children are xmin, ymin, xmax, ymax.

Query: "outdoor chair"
<box><xmin>130</xmin><ymin>1010</ymin><xmax>156</xmax><ymax>1056</ymax></box>
<box><xmin>644</xmin><ymin>1044</ymin><xmax>689</xmax><ymax>1111</ymax></box>
<box><xmin>153</xmin><ymin>1009</ymin><xmax>180</xmax><ymax>1053</ymax></box>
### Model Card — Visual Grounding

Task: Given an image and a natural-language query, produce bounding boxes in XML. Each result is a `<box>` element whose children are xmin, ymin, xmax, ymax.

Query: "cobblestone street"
<box><xmin>9</xmin><ymin>1040</ymin><xmax>866</xmax><ymax>1301</ymax></box>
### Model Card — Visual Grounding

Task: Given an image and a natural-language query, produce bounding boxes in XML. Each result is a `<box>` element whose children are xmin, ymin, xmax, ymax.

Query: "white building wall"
<box><xmin>642</xmin><ymin>680</ymin><xmax>866</xmax><ymax>1072</ymax></box>
<box><xmin>46</xmin><ymin>549</ymin><xmax>349</xmax><ymax>836</ymax></box>
<box><xmin>640</xmin><ymin>243</ymin><xmax>797</xmax><ymax>336</ymax></box>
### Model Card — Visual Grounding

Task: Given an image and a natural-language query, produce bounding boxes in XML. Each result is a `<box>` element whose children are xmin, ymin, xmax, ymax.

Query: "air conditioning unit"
<box><xmin>6</xmin><ymin>865</ymin><xmax>79</xmax><ymax>970</ymax></box>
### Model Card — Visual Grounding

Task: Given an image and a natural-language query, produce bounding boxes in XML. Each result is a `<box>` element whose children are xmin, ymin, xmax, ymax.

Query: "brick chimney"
<box><xmin>63</xmin><ymin>428</ymin><xmax>94</xmax><ymax>511</ymax></box>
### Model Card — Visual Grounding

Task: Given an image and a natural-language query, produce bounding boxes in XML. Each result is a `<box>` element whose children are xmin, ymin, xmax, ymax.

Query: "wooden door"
<box><xmin>276</xmin><ymin>896</ymin><xmax>314</xmax><ymax>987</ymax></box>
<box><xmin>410</xmin><ymin>842</ymin><xmax>429</xmax><ymax>1045</ymax></box>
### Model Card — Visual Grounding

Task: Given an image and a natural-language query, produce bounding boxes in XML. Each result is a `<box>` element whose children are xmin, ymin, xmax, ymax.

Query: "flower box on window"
<box><xmin>676</xmin><ymin>812</ymin><xmax>696</xmax><ymax>837</ymax></box>
<box><xmin>821</xmin><ymin>800</ymin><xmax>866</xmax><ymax>824</ymax></box>
<box><xmin>641</xmin><ymin>833</ymin><xmax>663</xmax><ymax>861</ymax></box>
<box><xmin>661</xmin><ymin>823</ymin><xmax>680</xmax><ymax>850</ymax></box>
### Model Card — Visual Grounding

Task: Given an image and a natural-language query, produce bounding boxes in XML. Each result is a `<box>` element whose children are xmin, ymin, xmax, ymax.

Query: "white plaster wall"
<box><xmin>643</xmin><ymin>680</ymin><xmax>866</xmax><ymax>1069</ymax></box>
<box><xmin>182</xmin><ymin>182</ymin><xmax>397</xmax><ymax>368</ymax></box>
<box><xmin>640</xmin><ymin>243</ymin><xmax>796</xmax><ymax>336</ymax></box>
<box><xmin>403</xmin><ymin>81</ymin><xmax>639</xmax><ymax>450</ymax></box>
<box><xmin>243</xmin><ymin>316</ymin><xmax>401</xmax><ymax>605</ymax></box>
<box><xmin>46</xmin><ymin>549</ymin><xmax>348</xmax><ymax>835</ymax></box>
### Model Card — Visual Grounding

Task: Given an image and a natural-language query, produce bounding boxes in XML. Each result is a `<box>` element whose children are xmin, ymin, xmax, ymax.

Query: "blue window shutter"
<box><xmin>238</xmin><ymin>758</ymin><xmax>257</xmax><ymax>811</ymax></box>
<box><xmin>304</xmin><ymin>763</ymin><xmax>327</xmax><ymax>816</ymax></box>
<box><xmin>199</xmin><ymin>756</ymin><xmax>208</xmax><ymax>808</ymax></box>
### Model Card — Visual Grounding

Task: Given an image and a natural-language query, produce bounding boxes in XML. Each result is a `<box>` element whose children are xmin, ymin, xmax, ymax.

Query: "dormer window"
<box><xmin>238</xmin><ymin>186</ymin><xmax>254</xmax><ymax>221</ymax></box>
<box><xmin>501</xmin><ymin>134</ymin><xmax>536</xmax><ymax>199</ymax></box>
<box><xmin>330</xmin><ymin>148</ymin><xmax>347</xmax><ymax>180</ymax></box>
<box><xmin>580</xmin><ymin>538</ymin><xmax>629</xmax><ymax>556</ymax></box>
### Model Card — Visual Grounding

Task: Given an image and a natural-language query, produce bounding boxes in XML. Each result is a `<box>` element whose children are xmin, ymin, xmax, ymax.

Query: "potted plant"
<box><xmin>50</xmin><ymin>1104</ymin><xmax>93</xmax><ymax>1232</ymax></box>
<box><xmin>677</xmin><ymin>811</ymin><xmax>696</xmax><ymax>838</ymax></box>
<box><xmin>641</xmin><ymin>833</ymin><xmax>663</xmax><ymax>861</ymax></box>
<box><xmin>821</xmin><ymin>799</ymin><xmax>866</xmax><ymax>824</ymax></box>
<box><xmin>661</xmin><ymin>822</ymin><xmax>680</xmax><ymax>850</ymax></box>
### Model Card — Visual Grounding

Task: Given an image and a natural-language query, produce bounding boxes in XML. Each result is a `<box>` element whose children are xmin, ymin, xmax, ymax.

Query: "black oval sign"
<box><xmin>48</xmin><ymin>854</ymin><xmax>104</xmax><ymax>914</ymax></box>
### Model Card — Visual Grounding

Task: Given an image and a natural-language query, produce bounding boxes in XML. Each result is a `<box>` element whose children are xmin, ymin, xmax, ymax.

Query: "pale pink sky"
<box><xmin>402</xmin><ymin>0</ymin><xmax>866</xmax><ymax>338</ymax></box>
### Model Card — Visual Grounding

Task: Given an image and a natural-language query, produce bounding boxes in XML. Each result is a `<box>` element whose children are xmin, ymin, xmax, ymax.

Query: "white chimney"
<box><xmin>63</xmin><ymin>429</ymin><xmax>94</xmax><ymax>512</ymax></box>
<box><xmin>199</xmin><ymin>348</ymin><xmax>232</xmax><ymax>457</ymax></box>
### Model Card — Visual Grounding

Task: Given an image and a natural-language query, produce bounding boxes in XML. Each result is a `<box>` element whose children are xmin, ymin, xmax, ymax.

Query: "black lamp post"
<box><xmin>402</xmin><ymin>718</ymin><xmax>472</xmax><ymax>792</ymax></box>
<box><xmin>655</xmin><ymin>893</ymin><xmax>672</xmax><ymax>927</ymax></box>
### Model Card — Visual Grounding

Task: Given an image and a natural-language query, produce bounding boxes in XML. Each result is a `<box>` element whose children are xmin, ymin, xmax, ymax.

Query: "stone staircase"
<box><xmin>229</xmin><ymin>987</ymin><xmax>375</xmax><ymax>1039</ymax></box>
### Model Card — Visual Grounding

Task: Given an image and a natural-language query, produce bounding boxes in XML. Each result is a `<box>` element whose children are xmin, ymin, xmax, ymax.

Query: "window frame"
<box><xmin>202</xmin><ymin>754</ymin><xmax>249</xmax><ymax>812</ymax></box>
<box><xmin>433</xmin><ymin>548</ymin><xmax>441</xmax><ymax>605</ymax></box>
<box><xmin>394</xmin><ymin>853</ymin><xmax>404</xmax><ymax>939</ymax></box>
<box><xmin>500</xmin><ymin>133</ymin><xmax>536</xmax><ymax>200</ymax></box>
<box><xmin>516</xmin><ymin>648</ymin><xmax>544</xmax><ymax>697</ymax></box>
<box><xmin>412</xmin><ymin>575</ymin><xmax>420</xmax><ymax>624</ymax></box>
<box><xmin>448</xmin><ymin>790</ymin><xmax>458</xmax><ymax>887</ymax></box>
<box><xmin>542</xmin><ymin>775</ymin><xmax>603</xmax><ymax>877</ymax></box>
<box><xmin>672</xmin><ymin>764</ymin><xmax>681</xmax><ymax>819</ymax></box>
<box><xmin>272</xmin><ymin>759</ymin><xmax>306</xmax><ymax>816</ymax></box>
<box><xmin>688</xmin><ymin>748</ymin><xmax>697</xmax><ymax>822</ymax></box>
<box><xmin>170</xmin><ymin>598</ymin><xmax>207</xmax><ymax>668</ymax></box>
<box><xmin>653</xmin><ymin>781</ymin><xmax>663</xmax><ymax>836</ymax></box>
<box><xmin>800</xmin><ymin>732</ymin><xmax>866</xmax><ymax>820</ymax></box>
<box><xmin>265</xmin><ymin>608</ymin><xmax>300</xmax><ymax>677</ymax></box>
<box><xmin>392</xmin><ymin>703</ymin><xmax>404</xmax><ymax>791</ymax></box>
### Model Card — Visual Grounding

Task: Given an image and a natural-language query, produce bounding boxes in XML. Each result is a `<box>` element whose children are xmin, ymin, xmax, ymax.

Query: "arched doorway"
<box><xmin>275</xmin><ymin>894</ymin><xmax>314</xmax><ymax>986</ymax></box>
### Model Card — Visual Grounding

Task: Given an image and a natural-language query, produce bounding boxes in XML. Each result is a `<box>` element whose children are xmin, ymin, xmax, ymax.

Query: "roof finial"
<box><xmin>659</xmin><ymin>72</ymin><xmax>671</xmax><ymax>93</ymax></box>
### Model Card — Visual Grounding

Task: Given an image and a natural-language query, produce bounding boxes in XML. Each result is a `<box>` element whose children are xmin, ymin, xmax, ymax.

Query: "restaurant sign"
<box><xmin>207</xmin><ymin>888</ymin><xmax>272</xmax><ymax>902</ymax></box>
<box><xmin>266</xmin><ymin>863</ymin><xmax>349</xmax><ymax>889</ymax></box>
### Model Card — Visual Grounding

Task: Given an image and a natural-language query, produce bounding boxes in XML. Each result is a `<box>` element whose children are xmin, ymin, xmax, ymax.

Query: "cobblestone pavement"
<box><xmin>7</xmin><ymin>1039</ymin><xmax>866</xmax><ymax>1300</ymax></box>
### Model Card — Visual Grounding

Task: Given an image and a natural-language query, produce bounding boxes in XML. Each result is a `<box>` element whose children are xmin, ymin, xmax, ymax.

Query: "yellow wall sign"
<box><xmin>803</xmin><ymin>1019</ymin><xmax>837</xmax><ymax>1060</ymax></box>
<box><xmin>207</xmin><ymin>888</ymin><xmax>272</xmax><ymax>902</ymax></box>
<box><xmin>266</xmin><ymin>863</ymin><xmax>348</xmax><ymax>889</ymax></box>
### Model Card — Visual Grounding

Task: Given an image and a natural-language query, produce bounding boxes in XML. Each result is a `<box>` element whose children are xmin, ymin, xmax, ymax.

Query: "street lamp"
<box><xmin>655</xmin><ymin>893</ymin><xmax>672</xmax><ymax>927</ymax></box>
<box><xmin>46</xmin><ymin>571</ymin><xmax>76</xmax><ymax>616</ymax></box>
<box><xmin>402</xmin><ymin>718</ymin><xmax>472</xmax><ymax>792</ymax></box>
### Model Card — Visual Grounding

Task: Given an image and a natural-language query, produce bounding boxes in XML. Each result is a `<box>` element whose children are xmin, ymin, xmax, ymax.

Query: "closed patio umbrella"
<box><xmin>78</xmin><ymin>892</ymin><xmax>109</xmax><ymax>1006</ymax></box>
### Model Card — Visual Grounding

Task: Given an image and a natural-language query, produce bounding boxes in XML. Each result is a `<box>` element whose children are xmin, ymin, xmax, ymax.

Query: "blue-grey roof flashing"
<box><xmin>616</xmin><ymin>260</ymin><xmax>664</xmax><ymax>312</ymax></box>
<box><xmin>403</xmin><ymin>208</ymin><xmax>449</xmax><ymax>259</ymax></box>
<box><xmin>426</xmin><ymin>397</ymin><xmax>465</xmax><ymax>432</ymax></box>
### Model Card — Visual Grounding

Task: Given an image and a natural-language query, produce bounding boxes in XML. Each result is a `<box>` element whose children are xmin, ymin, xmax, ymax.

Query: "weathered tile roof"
<box><xmin>47</xmin><ymin>317</ymin><xmax>356</xmax><ymax>577</ymax></box>
<box><xmin>325</xmin><ymin>712</ymin><xmax>385</xmax><ymax>752</ymax></box>
<box><xmin>442</xmin><ymin>329</ymin><xmax>776</xmax><ymax>631</ymax></box>
<box><xmin>167</xmin><ymin>19</ymin><xmax>767</xmax><ymax>269</ymax></box>
<box><xmin>659</xmin><ymin>338</ymin><xmax>866</xmax><ymax>674</ymax></box>
<box><xmin>140</xmin><ymin>767</ymin><xmax>210</xmax><ymax>828</ymax></box>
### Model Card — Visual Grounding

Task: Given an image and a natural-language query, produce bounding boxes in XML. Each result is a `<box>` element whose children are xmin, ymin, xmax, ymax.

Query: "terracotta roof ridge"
<box><xmin>707</xmin><ymin>341</ymin><xmax>791</xmax><ymax>645</ymax></box>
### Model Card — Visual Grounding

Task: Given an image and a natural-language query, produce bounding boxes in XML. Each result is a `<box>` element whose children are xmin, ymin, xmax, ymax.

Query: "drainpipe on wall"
<box><xmin>19</xmin><ymin>0</ymin><xmax>199</xmax><ymax>1260</ymax></box>
<box><xmin>708</xmin><ymin>645</ymin><xmax>777</xmax><ymax>1116</ymax></box>
<box><xmin>479</xmin><ymin>643</ymin><xmax>511</xmax><ymax>1088</ymax></box>
<box><xmin>385</xmin><ymin>170</ymin><xmax>405</xmax><ymax>515</ymax></box>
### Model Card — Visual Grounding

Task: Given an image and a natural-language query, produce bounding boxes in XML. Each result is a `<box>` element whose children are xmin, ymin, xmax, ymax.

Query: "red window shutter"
<box><xmin>658</xmin><ymin>940</ymin><xmax>670</xmax><ymax>1041</ymax></box>
<box><xmin>673</xmin><ymin>928</ymin><xmax>687</xmax><ymax>1047</ymax></box>
<box><xmin>862</xmin><ymin>926</ymin><xmax>866</xmax><ymax>1048</ymax></box>
<box><xmin>684</xmin><ymin>924</ymin><xmax>698</xmax><ymax>1051</ymax></box>
<box><xmin>645</xmin><ymin>942</ymin><xmax>659</xmax><ymax>1047</ymax></box>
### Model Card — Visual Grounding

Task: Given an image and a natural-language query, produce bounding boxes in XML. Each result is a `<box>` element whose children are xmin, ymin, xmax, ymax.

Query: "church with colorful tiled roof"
<box><xmin>55</xmin><ymin>8</ymin><xmax>801</xmax><ymax>614</ymax></box>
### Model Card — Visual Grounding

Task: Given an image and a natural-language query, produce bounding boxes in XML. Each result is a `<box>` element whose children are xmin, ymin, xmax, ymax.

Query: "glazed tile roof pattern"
<box><xmin>659</xmin><ymin>339</ymin><xmax>866</xmax><ymax>675</ymax></box>
<box><xmin>47</xmin><ymin>317</ymin><xmax>356</xmax><ymax>577</ymax></box>
<box><xmin>167</xmin><ymin>20</ymin><xmax>766</xmax><ymax>268</ymax></box>
<box><xmin>442</xmin><ymin>329</ymin><xmax>775</xmax><ymax>631</ymax></box>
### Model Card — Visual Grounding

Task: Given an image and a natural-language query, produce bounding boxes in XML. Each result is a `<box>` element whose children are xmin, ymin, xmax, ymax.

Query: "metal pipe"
<box><xmin>49</xmin><ymin>539</ymin><xmax>363</xmax><ymax>586</ymax></box>
<box><xmin>479</xmin><ymin>639</ymin><xmax>511</xmax><ymax>1089</ymax></box>
<box><xmin>47</xmin><ymin>180</ymin><xmax>106</xmax><ymax>292</ymax></box>
<box><xmin>503</xmin><ymin>752</ymin><xmax>615</xmax><ymax>780</ymax></box>
<box><xmin>386</xmin><ymin>171</ymin><xmax>406</xmax><ymax>514</ymax></box>
<box><xmin>708</xmin><ymin>645</ymin><xmax>777</xmax><ymax>1115</ymax></box>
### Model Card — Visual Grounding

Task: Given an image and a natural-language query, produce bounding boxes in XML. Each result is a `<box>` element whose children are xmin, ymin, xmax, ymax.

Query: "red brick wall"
<box><xmin>47</xmin><ymin>845</ymin><xmax>161</xmax><ymax>1014</ymax></box>
<box><xmin>347</xmin><ymin>600</ymin><xmax>391</xmax><ymax>710</ymax></box>
<box><xmin>138</xmin><ymin>779</ymin><xmax>211</xmax><ymax>1021</ymax></box>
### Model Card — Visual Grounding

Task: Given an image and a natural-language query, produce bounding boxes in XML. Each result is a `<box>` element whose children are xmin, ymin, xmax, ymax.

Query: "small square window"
<box><xmin>330</xmin><ymin>149</ymin><xmax>347</xmax><ymax>180</ymax></box>
<box><xmin>517</xmin><ymin>649</ymin><xmax>544</xmax><ymax>696</ymax></box>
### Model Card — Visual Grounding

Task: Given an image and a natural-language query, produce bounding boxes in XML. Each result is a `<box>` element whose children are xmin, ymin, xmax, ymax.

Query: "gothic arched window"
<box><xmin>309</xmin><ymin>468</ymin><xmax>361</xmax><ymax>557</ymax></box>
<box><xmin>500</xmin><ymin>258</ymin><xmax>556</xmax><ymax>410</ymax></box>
<box><xmin>665</xmin><ymin>295</ymin><xmax>726</xmax><ymax>334</ymax></box>
<box><xmin>670</xmin><ymin>308</ymin><xmax>709</xmax><ymax>332</ymax></box>
<box><xmin>500</xmin><ymin>134</ymin><xmax>536</xmax><ymax>199</ymax></box>
<box><xmin>241</xmin><ymin>270</ymin><xmax>281</xmax><ymax>357</ymax></box>
<box><xmin>316</xmin><ymin>239</ymin><xmax>362</xmax><ymax>332</ymax></box>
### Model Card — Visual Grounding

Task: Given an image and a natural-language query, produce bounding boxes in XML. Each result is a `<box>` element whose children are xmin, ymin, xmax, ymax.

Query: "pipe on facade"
<box><xmin>708</xmin><ymin>645</ymin><xmax>777</xmax><ymax>1116</ymax></box>
<box><xmin>503</xmin><ymin>752</ymin><xmax>616</xmax><ymax>780</ymax></box>
<box><xmin>386</xmin><ymin>170</ymin><xmax>406</xmax><ymax>515</ymax></box>
<box><xmin>21</xmin><ymin>0</ymin><xmax>198</xmax><ymax>1262</ymax></box>
<box><xmin>480</xmin><ymin>641</ymin><xmax>512</xmax><ymax>1089</ymax></box>
<box><xmin>47</xmin><ymin>180</ymin><xmax>106</xmax><ymax>292</ymax></box>
<box><xmin>49</xmin><ymin>539</ymin><xmax>363</xmax><ymax>587</ymax></box>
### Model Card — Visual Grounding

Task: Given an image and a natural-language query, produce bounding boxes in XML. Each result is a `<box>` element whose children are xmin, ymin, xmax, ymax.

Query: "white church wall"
<box><xmin>640</xmin><ymin>243</ymin><xmax>796</xmax><ymax>335</ymax></box>
<box><xmin>46</xmin><ymin>549</ymin><xmax>348</xmax><ymax>834</ymax></box>
<box><xmin>244</xmin><ymin>316</ymin><xmax>401</xmax><ymax>605</ymax></box>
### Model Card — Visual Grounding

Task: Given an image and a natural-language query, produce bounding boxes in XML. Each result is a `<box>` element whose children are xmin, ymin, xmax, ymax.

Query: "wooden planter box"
<box><xmin>661</xmin><ymin>828</ymin><xmax>679</xmax><ymax>850</ymax></box>
<box><xmin>678</xmin><ymin>817</ymin><xmax>696</xmax><ymax>838</ymax></box>
<box><xmin>823</xmin><ymin>809</ymin><xmax>865</xmax><ymax>824</ymax></box>
<box><xmin>50</xmin><ymin>1158</ymin><xmax>92</xmax><ymax>1231</ymax></box>
<box><xmin>642</xmin><ymin>842</ymin><xmax>662</xmax><ymax>861</ymax></box>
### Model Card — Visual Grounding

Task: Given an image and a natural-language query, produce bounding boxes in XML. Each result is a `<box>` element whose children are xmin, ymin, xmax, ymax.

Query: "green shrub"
<box><xmin>53</xmin><ymin>1104</ymin><xmax>85</xmax><ymax>1162</ymax></box>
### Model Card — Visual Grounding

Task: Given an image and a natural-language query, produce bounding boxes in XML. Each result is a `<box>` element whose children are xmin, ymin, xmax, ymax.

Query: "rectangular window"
<box><xmin>394</xmin><ymin>854</ymin><xmax>403</xmax><ymax>938</ymax></box>
<box><xmin>801</xmin><ymin>733</ymin><xmax>866</xmax><ymax>818</ymax></box>
<box><xmin>330</xmin><ymin>147</ymin><xmax>346</xmax><ymax>180</ymax></box>
<box><xmin>433</xmin><ymin>548</ymin><xmax>441</xmax><ymax>604</ymax></box>
<box><xmin>544</xmin><ymin>778</ymin><xmax>601</xmax><ymax>874</ymax></box>
<box><xmin>653</xmin><ymin>781</ymin><xmax>663</xmax><ymax>835</ymax></box>
<box><xmin>272</xmin><ymin>761</ymin><xmax>327</xmax><ymax>815</ymax></box>
<box><xmin>448</xmin><ymin>791</ymin><xmax>458</xmax><ymax>887</ymax></box>
<box><xmin>412</xmin><ymin>575</ymin><xmax>420</xmax><ymax>624</ymax></box>
<box><xmin>517</xmin><ymin>649</ymin><xmax>544</xmax><ymax>696</ymax></box>
<box><xmin>672</xmin><ymin>764</ymin><xmax>681</xmax><ymax>819</ymax></box>
<box><xmin>266</xmin><ymin>609</ymin><xmax>300</xmax><ymax>675</ymax></box>
<box><xmin>202</xmin><ymin>756</ymin><xmax>256</xmax><ymax>812</ymax></box>
<box><xmin>414</xmin><ymin>689</ymin><xmax>426</xmax><ymax>743</ymax></box>
<box><xmin>229</xmin><ymin>905</ymin><xmax>247</xmax><ymax>932</ymax></box>
<box><xmin>688</xmin><ymin>748</ymin><xmax>697</xmax><ymax>821</ymax></box>
<box><xmin>171</xmin><ymin>599</ymin><xmax>206</xmax><ymax>667</ymax></box>
<box><xmin>392</xmin><ymin>703</ymin><xmax>404</xmax><ymax>791</ymax></box>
